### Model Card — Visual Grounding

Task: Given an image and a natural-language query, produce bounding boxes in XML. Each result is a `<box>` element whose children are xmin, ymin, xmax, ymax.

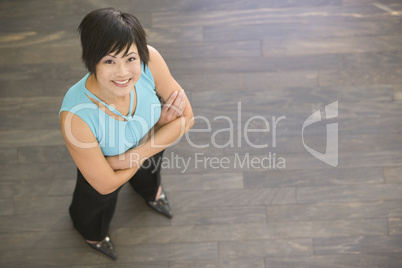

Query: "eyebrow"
<box><xmin>107</xmin><ymin>52</ymin><xmax>138</xmax><ymax>58</ymax></box>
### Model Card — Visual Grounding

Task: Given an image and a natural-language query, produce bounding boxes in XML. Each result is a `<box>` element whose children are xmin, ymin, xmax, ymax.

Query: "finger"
<box><xmin>171</xmin><ymin>90</ymin><xmax>184</xmax><ymax>108</ymax></box>
<box><xmin>170</xmin><ymin>90</ymin><xmax>185</xmax><ymax>115</ymax></box>
<box><xmin>172</xmin><ymin>97</ymin><xmax>185</xmax><ymax>117</ymax></box>
<box><xmin>162</xmin><ymin>91</ymin><xmax>178</xmax><ymax>112</ymax></box>
<box><xmin>178</xmin><ymin>93</ymin><xmax>186</xmax><ymax>112</ymax></box>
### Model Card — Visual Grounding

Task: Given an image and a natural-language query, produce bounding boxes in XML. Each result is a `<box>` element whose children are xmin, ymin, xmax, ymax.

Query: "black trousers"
<box><xmin>69</xmin><ymin>150</ymin><xmax>164</xmax><ymax>241</ymax></box>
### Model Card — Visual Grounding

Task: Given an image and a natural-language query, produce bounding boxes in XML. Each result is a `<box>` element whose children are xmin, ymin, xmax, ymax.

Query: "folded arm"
<box><xmin>60</xmin><ymin>111</ymin><xmax>149</xmax><ymax>195</ymax></box>
<box><xmin>106</xmin><ymin>46</ymin><xmax>194</xmax><ymax>170</ymax></box>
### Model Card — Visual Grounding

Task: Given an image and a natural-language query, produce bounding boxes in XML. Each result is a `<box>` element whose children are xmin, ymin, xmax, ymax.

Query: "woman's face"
<box><xmin>94</xmin><ymin>44</ymin><xmax>142</xmax><ymax>99</ymax></box>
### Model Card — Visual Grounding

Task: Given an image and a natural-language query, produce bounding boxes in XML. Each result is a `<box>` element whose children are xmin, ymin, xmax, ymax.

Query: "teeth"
<box><xmin>114</xmin><ymin>79</ymin><xmax>130</xmax><ymax>85</ymax></box>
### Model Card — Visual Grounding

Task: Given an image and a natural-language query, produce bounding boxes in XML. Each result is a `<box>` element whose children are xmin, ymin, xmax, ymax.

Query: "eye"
<box><xmin>104</xmin><ymin>59</ymin><xmax>114</xmax><ymax>64</ymax></box>
<box><xmin>128</xmin><ymin>57</ymin><xmax>136</xmax><ymax>62</ymax></box>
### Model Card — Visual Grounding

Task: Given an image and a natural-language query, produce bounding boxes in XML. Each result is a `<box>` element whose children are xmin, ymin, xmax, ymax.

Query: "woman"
<box><xmin>59</xmin><ymin>8</ymin><xmax>193</xmax><ymax>260</ymax></box>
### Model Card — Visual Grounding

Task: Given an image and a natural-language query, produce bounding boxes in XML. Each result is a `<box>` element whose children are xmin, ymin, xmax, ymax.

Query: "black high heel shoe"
<box><xmin>86</xmin><ymin>235</ymin><xmax>118</xmax><ymax>260</ymax></box>
<box><xmin>147</xmin><ymin>187</ymin><xmax>173</xmax><ymax>219</ymax></box>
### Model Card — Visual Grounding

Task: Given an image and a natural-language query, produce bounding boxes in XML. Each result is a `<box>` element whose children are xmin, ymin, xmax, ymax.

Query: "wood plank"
<box><xmin>0</xmin><ymin>63</ymin><xmax>70</xmax><ymax>81</ymax></box>
<box><xmin>166</xmin><ymin>54</ymin><xmax>343</xmax><ymax>75</ymax></box>
<box><xmin>389</xmin><ymin>218</ymin><xmax>402</xmax><ymax>235</ymax></box>
<box><xmin>0</xmin><ymin>96</ymin><xmax>63</xmax><ymax>114</ymax></box>
<box><xmin>44</xmin><ymin>78</ymin><xmax>83</xmax><ymax>97</ymax></box>
<box><xmin>113</xmin><ymin>219</ymin><xmax>387</xmax><ymax>244</ymax></box>
<box><xmin>263</xmin><ymin>35</ymin><xmax>402</xmax><ymax>56</ymax></box>
<box><xmin>163</xmin><ymin>140</ymin><xmax>226</xmax><ymax>160</ymax></box>
<box><xmin>336</xmin><ymin>150</ymin><xmax>402</xmax><ymax>168</ymax></box>
<box><xmin>167</xmin><ymin>188</ymin><xmax>296</xmax><ymax>208</ymax></box>
<box><xmin>153</xmin><ymin>5</ymin><xmax>389</xmax><ymax>28</ymax></box>
<box><xmin>384</xmin><ymin>166</ymin><xmax>402</xmax><ymax>183</ymax></box>
<box><xmin>0</xmin><ymin>1</ymin><xmax>153</xmax><ymax>29</ymax></box>
<box><xmin>0</xmin><ymin>244</ymin><xmax>211</xmax><ymax>266</ymax></box>
<box><xmin>0</xmin><ymin>46</ymin><xmax>18</xmax><ymax>66</ymax></box>
<box><xmin>266</xmin><ymin>201</ymin><xmax>402</xmax><ymax>221</ymax></box>
<box><xmin>0</xmin><ymin>178</ymin><xmax>75</xmax><ymax>198</ymax></box>
<box><xmin>203</xmin><ymin>20</ymin><xmax>402</xmax><ymax>41</ymax></box>
<box><xmin>50</xmin><ymin>264</ymin><xmax>168</xmax><ymax>268</ymax></box>
<box><xmin>0</xmin><ymin>230</ymin><xmax>82</xmax><ymax>251</ymax></box>
<box><xmin>68</xmin><ymin>63</ymin><xmax>88</xmax><ymax>81</ymax></box>
<box><xmin>319</xmin><ymin>68</ymin><xmax>402</xmax><ymax>86</ymax></box>
<box><xmin>191</xmin><ymin>85</ymin><xmax>394</xmax><ymax>105</ymax></box>
<box><xmin>108</xmin><ymin>243</ymin><xmax>218</xmax><ymax>262</ymax></box>
<box><xmin>162</xmin><ymin>172</ymin><xmax>244</xmax><ymax>191</ymax></box>
<box><xmin>0</xmin><ymin>147</ymin><xmax>18</xmax><ymax>163</ymax></box>
<box><xmin>257</xmin><ymin>0</ymin><xmax>342</xmax><ymax>8</ymax></box>
<box><xmin>0</xmin><ymin>31</ymin><xmax>81</xmax><ymax>62</ymax></box>
<box><xmin>264</xmin><ymin>254</ymin><xmax>402</xmax><ymax>268</ymax></box>
<box><xmin>169</xmin><ymin>258</ymin><xmax>265</xmax><ymax>268</ymax></box>
<box><xmin>154</xmin><ymin>41</ymin><xmax>261</xmax><ymax>59</ymax></box>
<box><xmin>53</xmin><ymin>264</ymin><xmax>168</xmax><ymax>268</ymax></box>
<box><xmin>0</xmin><ymin>112</ymin><xmax>59</xmax><ymax>131</ymax></box>
<box><xmin>314</xmin><ymin>235</ymin><xmax>402</xmax><ymax>255</ymax></box>
<box><xmin>0</xmin><ymin>199</ymin><xmax>13</xmax><ymax>216</ymax></box>
<box><xmin>0</xmin><ymin>233</ymin><xmax>210</xmax><ymax>267</ymax></box>
<box><xmin>394</xmin><ymin>84</ymin><xmax>402</xmax><ymax>100</ymax></box>
<box><xmin>175</xmin><ymin>70</ymin><xmax>318</xmax><ymax>92</ymax></box>
<box><xmin>124</xmin><ymin>0</ymin><xmax>344</xmax><ymax>13</ymax></box>
<box><xmin>266</xmin><ymin>219</ymin><xmax>388</xmax><ymax>238</ymax></box>
<box><xmin>0</xmin><ymin>16</ymin><xmax>79</xmax><ymax>32</ymax></box>
<box><xmin>344</xmin><ymin>51</ymin><xmax>402</xmax><ymax>69</ymax></box>
<box><xmin>336</xmin><ymin>101</ymin><xmax>402</xmax><ymax>118</ymax></box>
<box><xmin>17</xmin><ymin>145</ymin><xmax>71</xmax><ymax>163</ymax></box>
<box><xmin>219</xmin><ymin>239</ymin><xmax>312</xmax><ymax>258</ymax></box>
<box><xmin>181</xmin><ymin>112</ymin><xmax>382</xmax><ymax>141</ymax></box>
<box><xmin>0</xmin><ymin>0</ymin><xmax>90</xmax><ymax>18</ymax></box>
<box><xmin>0</xmin><ymin>129</ymin><xmax>64</xmax><ymax>147</ymax></box>
<box><xmin>227</xmin><ymin>132</ymin><xmax>402</xmax><ymax>155</ymax></box>
<box><xmin>244</xmin><ymin>167</ymin><xmax>384</xmax><ymax>188</ymax></box>
<box><xmin>13</xmin><ymin>196</ymin><xmax>71</xmax><ymax>215</ymax></box>
<box><xmin>343</xmin><ymin>0</ymin><xmax>402</xmax><ymax>6</ymax></box>
<box><xmin>12</xmin><ymin>43</ymin><xmax>81</xmax><ymax>65</ymax></box>
<box><xmin>0</xmin><ymin>79</ymin><xmax>44</xmax><ymax>98</ymax></box>
<box><xmin>147</xmin><ymin>26</ymin><xmax>203</xmax><ymax>44</ymax></box>
<box><xmin>339</xmin><ymin>133</ymin><xmax>402</xmax><ymax>152</ymax></box>
<box><xmin>170</xmin><ymin>206</ymin><xmax>266</xmax><ymax>225</ymax></box>
<box><xmin>190</xmin><ymin>98</ymin><xmax>398</xmax><ymax>119</ymax></box>
<box><xmin>379</xmin><ymin>115</ymin><xmax>402</xmax><ymax>133</ymax></box>
<box><xmin>0</xmin><ymin>162</ymin><xmax>75</xmax><ymax>182</ymax></box>
<box><xmin>297</xmin><ymin>184</ymin><xmax>402</xmax><ymax>203</ymax></box>
<box><xmin>0</xmin><ymin>213</ymin><xmax>71</xmax><ymax>232</ymax></box>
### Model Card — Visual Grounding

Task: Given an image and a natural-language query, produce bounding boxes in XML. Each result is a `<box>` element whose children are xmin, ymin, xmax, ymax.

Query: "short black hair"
<box><xmin>78</xmin><ymin>8</ymin><xmax>149</xmax><ymax>74</ymax></box>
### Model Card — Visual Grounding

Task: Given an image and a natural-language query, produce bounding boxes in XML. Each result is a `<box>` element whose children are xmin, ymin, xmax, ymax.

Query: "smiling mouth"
<box><xmin>112</xmin><ymin>79</ymin><xmax>131</xmax><ymax>86</ymax></box>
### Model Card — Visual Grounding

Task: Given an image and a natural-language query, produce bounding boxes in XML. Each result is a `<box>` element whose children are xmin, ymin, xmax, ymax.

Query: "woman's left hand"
<box><xmin>157</xmin><ymin>89</ymin><xmax>186</xmax><ymax>127</ymax></box>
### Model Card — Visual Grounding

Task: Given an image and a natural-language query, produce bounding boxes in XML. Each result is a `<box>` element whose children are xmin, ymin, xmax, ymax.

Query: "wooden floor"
<box><xmin>1</xmin><ymin>0</ymin><xmax>402</xmax><ymax>267</ymax></box>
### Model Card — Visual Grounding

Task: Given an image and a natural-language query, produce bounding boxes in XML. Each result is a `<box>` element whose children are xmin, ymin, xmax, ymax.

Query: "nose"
<box><xmin>116</xmin><ymin>62</ymin><xmax>129</xmax><ymax>77</ymax></box>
